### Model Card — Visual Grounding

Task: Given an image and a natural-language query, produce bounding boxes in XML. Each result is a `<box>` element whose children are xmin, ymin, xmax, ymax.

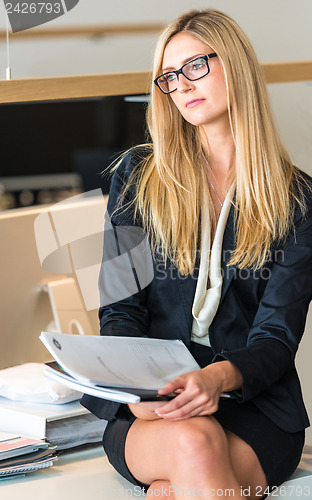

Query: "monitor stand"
<box><xmin>43</xmin><ymin>277</ymin><xmax>94</xmax><ymax>335</ymax></box>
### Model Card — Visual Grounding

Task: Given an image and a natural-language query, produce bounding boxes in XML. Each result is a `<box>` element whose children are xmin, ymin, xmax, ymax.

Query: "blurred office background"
<box><xmin>0</xmin><ymin>0</ymin><xmax>311</xmax><ymax>209</ymax></box>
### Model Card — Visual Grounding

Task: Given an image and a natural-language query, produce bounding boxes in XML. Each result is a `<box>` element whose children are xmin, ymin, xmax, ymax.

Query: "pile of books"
<box><xmin>0</xmin><ymin>397</ymin><xmax>106</xmax><ymax>452</ymax></box>
<box><xmin>0</xmin><ymin>432</ymin><xmax>57</xmax><ymax>480</ymax></box>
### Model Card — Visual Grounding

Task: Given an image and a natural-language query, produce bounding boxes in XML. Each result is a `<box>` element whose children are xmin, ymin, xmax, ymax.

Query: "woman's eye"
<box><xmin>189</xmin><ymin>61</ymin><xmax>205</xmax><ymax>71</ymax></box>
<box><xmin>167</xmin><ymin>73</ymin><xmax>176</xmax><ymax>82</ymax></box>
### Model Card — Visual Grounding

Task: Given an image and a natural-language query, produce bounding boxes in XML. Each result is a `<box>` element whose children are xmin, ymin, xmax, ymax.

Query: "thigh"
<box><xmin>103</xmin><ymin>417</ymin><xmax>148</xmax><ymax>489</ymax></box>
<box><xmin>124</xmin><ymin>415</ymin><xmax>226</xmax><ymax>486</ymax></box>
<box><xmin>225</xmin><ymin>429</ymin><xmax>268</xmax><ymax>497</ymax></box>
<box><xmin>124</xmin><ymin>417</ymin><xmax>268</xmax><ymax>498</ymax></box>
<box><xmin>105</xmin><ymin>409</ymin><xmax>304</xmax><ymax>493</ymax></box>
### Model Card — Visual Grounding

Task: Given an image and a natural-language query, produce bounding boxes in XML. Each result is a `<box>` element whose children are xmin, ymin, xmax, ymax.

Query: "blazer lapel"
<box><xmin>220</xmin><ymin>203</ymin><xmax>237</xmax><ymax>305</ymax></box>
<box><xmin>176</xmin><ymin>266</ymin><xmax>198</xmax><ymax>344</ymax></box>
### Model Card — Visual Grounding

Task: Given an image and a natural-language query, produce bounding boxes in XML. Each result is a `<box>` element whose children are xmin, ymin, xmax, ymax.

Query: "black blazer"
<box><xmin>82</xmin><ymin>149</ymin><xmax>312</xmax><ymax>433</ymax></box>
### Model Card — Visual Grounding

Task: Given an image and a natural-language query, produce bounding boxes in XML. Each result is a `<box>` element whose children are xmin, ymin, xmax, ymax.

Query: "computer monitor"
<box><xmin>0</xmin><ymin>192</ymin><xmax>108</xmax><ymax>370</ymax></box>
<box><xmin>0</xmin><ymin>95</ymin><xmax>148</xmax><ymax>209</ymax></box>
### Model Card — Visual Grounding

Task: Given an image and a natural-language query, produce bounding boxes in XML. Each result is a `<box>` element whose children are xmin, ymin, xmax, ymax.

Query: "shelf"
<box><xmin>0</xmin><ymin>61</ymin><xmax>311</xmax><ymax>104</ymax></box>
<box><xmin>0</xmin><ymin>23</ymin><xmax>165</xmax><ymax>39</ymax></box>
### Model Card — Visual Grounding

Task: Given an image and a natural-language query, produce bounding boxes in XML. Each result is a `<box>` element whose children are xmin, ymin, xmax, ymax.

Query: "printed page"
<box><xmin>44</xmin><ymin>364</ymin><xmax>140</xmax><ymax>404</ymax></box>
<box><xmin>40</xmin><ymin>332</ymin><xmax>200</xmax><ymax>390</ymax></box>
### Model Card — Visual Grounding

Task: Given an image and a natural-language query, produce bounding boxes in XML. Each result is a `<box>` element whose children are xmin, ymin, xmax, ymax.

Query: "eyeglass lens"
<box><xmin>157</xmin><ymin>56</ymin><xmax>209</xmax><ymax>94</ymax></box>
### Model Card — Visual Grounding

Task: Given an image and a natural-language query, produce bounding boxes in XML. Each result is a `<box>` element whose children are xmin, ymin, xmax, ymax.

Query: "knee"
<box><xmin>147</xmin><ymin>480</ymin><xmax>174</xmax><ymax>498</ymax></box>
<box><xmin>172</xmin><ymin>417</ymin><xmax>227</xmax><ymax>467</ymax></box>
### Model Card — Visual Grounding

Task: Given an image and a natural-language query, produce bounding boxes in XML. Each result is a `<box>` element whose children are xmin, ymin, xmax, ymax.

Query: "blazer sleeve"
<box><xmin>98</xmin><ymin>149</ymin><xmax>151</xmax><ymax>337</ymax></box>
<box><xmin>81</xmin><ymin>149</ymin><xmax>151</xmax><ymax>421</ymax></box>
<box><xmin>213</xmin><ymin>204</ymin><xmax>312</xmax><ymax>402</ymax></box>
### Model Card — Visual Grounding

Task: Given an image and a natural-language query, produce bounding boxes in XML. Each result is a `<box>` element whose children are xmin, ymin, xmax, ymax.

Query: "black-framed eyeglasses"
<box><xmin>154</xmin><ymin>53</ymin><xmax>218</xmax><ymax>94</ymax></box>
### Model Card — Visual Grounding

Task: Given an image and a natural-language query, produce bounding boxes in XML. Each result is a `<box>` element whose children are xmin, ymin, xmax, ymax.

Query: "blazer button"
<box><xmin>221</xmin><ymin>348</ymin><xmax>229</xmax><ymax>353</ymax></box>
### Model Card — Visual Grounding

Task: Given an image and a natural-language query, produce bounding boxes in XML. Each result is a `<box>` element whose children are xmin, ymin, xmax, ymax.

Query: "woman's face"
<box><xmin>161</xmin><ymin>33</ymin><xmax>230</xmax><ymax>132</ymax></box>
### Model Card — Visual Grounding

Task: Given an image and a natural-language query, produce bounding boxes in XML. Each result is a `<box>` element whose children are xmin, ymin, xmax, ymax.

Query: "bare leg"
<box><xmin>147</xmin><ymin>480</ymin><xmax>175</xmax><ymax>499</ymax></box>
<box><xmin>225</xmin><ymin>430</ymin><xmax>267</xmax><ymax>498</ymax></box>
<box><xmin>125</xmin><ymin>416</ymin><xmax>267</xmax><ymax>499</ymax></box>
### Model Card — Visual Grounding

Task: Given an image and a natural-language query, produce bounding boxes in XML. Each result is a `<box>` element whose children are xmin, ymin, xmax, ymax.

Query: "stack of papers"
<box><xmin>46</xmin><ymin>412</ymin><xmax>105</xmax><ymax>450</ymax></box>
<box><xmin>0</xmin><ymin>432</ymin><xmax>57</xmax><ymax>480</ymax></box>
<box><xmin>40</xmin><ymin>332</ymin><xmax>201</xmax><ymax>403</ymax></box>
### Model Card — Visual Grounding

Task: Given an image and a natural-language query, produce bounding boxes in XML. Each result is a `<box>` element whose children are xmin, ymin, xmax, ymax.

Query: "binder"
<box><xmin>0</xmin><ymin>397</ymin><xmax>104</xmax><ymax>444</ymax></box>
<box><xmin>0</xmin><ymin>448</ymin><xmax>57</xmax><ymax>477</ymax></box>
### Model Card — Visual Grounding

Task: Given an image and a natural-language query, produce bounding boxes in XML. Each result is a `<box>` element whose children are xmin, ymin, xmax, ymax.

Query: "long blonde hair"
<box><xmin>119</xmin><ymin>9</ymin><xmax>306</xmax><ymax>274</ymax></box>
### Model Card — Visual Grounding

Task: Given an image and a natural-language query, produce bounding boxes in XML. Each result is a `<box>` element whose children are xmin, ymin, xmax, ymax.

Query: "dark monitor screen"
<box><xmin>0</xmin><ymin>95</ymin><xmax>149</xmax><ymax>208</ymax></box>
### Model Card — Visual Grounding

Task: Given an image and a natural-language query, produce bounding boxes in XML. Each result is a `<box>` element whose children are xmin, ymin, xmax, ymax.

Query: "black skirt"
<box><xmin>103</xmin><ymin>343</ymin><xmax>305</xmax><ymax>492</ymax></box>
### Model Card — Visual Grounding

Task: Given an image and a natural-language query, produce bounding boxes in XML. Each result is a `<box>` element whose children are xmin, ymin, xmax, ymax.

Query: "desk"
<box><xmin>0</xmin><ymin>446</ymin><xmax>142</xmax><ymax>500</ymax></box>
<box><xmin>2</xmin><ymin>445</ymin><xmax>312</xmax><ymax>499</ymax></box>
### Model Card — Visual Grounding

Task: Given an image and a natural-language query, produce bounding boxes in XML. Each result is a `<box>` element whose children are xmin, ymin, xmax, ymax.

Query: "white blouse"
<box><xmin>191</xmin><ymin>184</ymin><xmax>235</xmax><ymax>346</ymax></box>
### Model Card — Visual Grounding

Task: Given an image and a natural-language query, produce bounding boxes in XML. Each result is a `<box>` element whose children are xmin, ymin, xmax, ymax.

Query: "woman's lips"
<box><xmin>185</xmin><ymin>99</ymin><xmax>205</xmax><ymax>108</ymax></box>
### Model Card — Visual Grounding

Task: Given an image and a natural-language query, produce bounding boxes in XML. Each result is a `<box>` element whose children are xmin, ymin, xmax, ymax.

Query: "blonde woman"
<box><xmin>82</xmin><ymin>9</ymin><xmax>312</xmax><ymax>499</ymax></box>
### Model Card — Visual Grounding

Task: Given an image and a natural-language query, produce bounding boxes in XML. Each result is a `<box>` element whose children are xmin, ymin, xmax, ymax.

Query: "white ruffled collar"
<box><xmin>191</xmin><ymin>184</ymin><xmax>235</xmax><ymax>346</ymax></box>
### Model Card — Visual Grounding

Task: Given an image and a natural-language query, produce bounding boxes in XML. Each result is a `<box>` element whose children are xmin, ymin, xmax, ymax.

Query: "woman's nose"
<box><xmin>176</xmin><ymin>74</ymin><xmax>194</xmax><ymax>92</ymax></box>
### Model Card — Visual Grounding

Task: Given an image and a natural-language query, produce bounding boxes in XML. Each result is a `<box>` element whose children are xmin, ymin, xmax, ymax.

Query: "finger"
<box><xmin>158</xmin><ymin>376</ymin><xmax>185</xmax><ymax>395</ymax></box>
<box><xmin>157</xmin><ymin>399</ymin><xmax>206</xmax><ymax>420</ymax></box>
<box><xmin>157</xmin><ymin>390</ymin><xmax>221</xmax><ymax>420</ymax></box>
<box><xmin>155</xmin><ymin>390</ymin><xmax>194</xmax><ymax>416</ymax></box>
<box><xmin>156</xmin><ymin>390</ymin><xmax>209</xmax><ymax>419</ymax></box>
<box><xmin>161</xmin><ymin>399</ymin><xmax>220</xmax><ymax>420</ymax></box>
<box><xmin>157</xmin><ymin>379</ymin><xmax>211</xmax><ymax>415</ymax></box>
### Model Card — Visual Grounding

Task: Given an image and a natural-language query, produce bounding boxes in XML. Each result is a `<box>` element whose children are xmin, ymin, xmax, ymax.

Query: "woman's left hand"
<box><xmin>155</xmin><ymin>361</ymin><xmax>242</xmax><ymax>420</ymax></box>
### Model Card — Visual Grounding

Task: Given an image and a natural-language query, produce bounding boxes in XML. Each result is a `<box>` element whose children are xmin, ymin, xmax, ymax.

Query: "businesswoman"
<box><xmin>82</xmin><ymin>8</ymin><xmax>312</xmax><ymax>499</ymax></box>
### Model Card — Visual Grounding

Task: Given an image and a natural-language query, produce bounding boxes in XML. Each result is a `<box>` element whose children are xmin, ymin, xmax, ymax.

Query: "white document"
<box><xmin>40</xmin><ymin>332</ymin><xmax>200</xmax><ymax>392</ymax></box>
<box><xmin>44</xmin><ymin>366</ymin><xmax>140</xmax><ymax>404</ymax></box>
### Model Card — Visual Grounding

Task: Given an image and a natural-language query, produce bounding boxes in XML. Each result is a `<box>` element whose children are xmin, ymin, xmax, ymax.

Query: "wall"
<box><xmin>0</xmin><ymin>1</ymin><xmax>311</xmax><ymax>172</ymax></box>
<box><xmin>0</xmin><ymin>0</ymin><xmax>312</xmax><ymax>443</ymax></box>
<box><xmin>0</xmin><ymin>0</ymin><xmax>311</xmax><ymax>77</ymax></box>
